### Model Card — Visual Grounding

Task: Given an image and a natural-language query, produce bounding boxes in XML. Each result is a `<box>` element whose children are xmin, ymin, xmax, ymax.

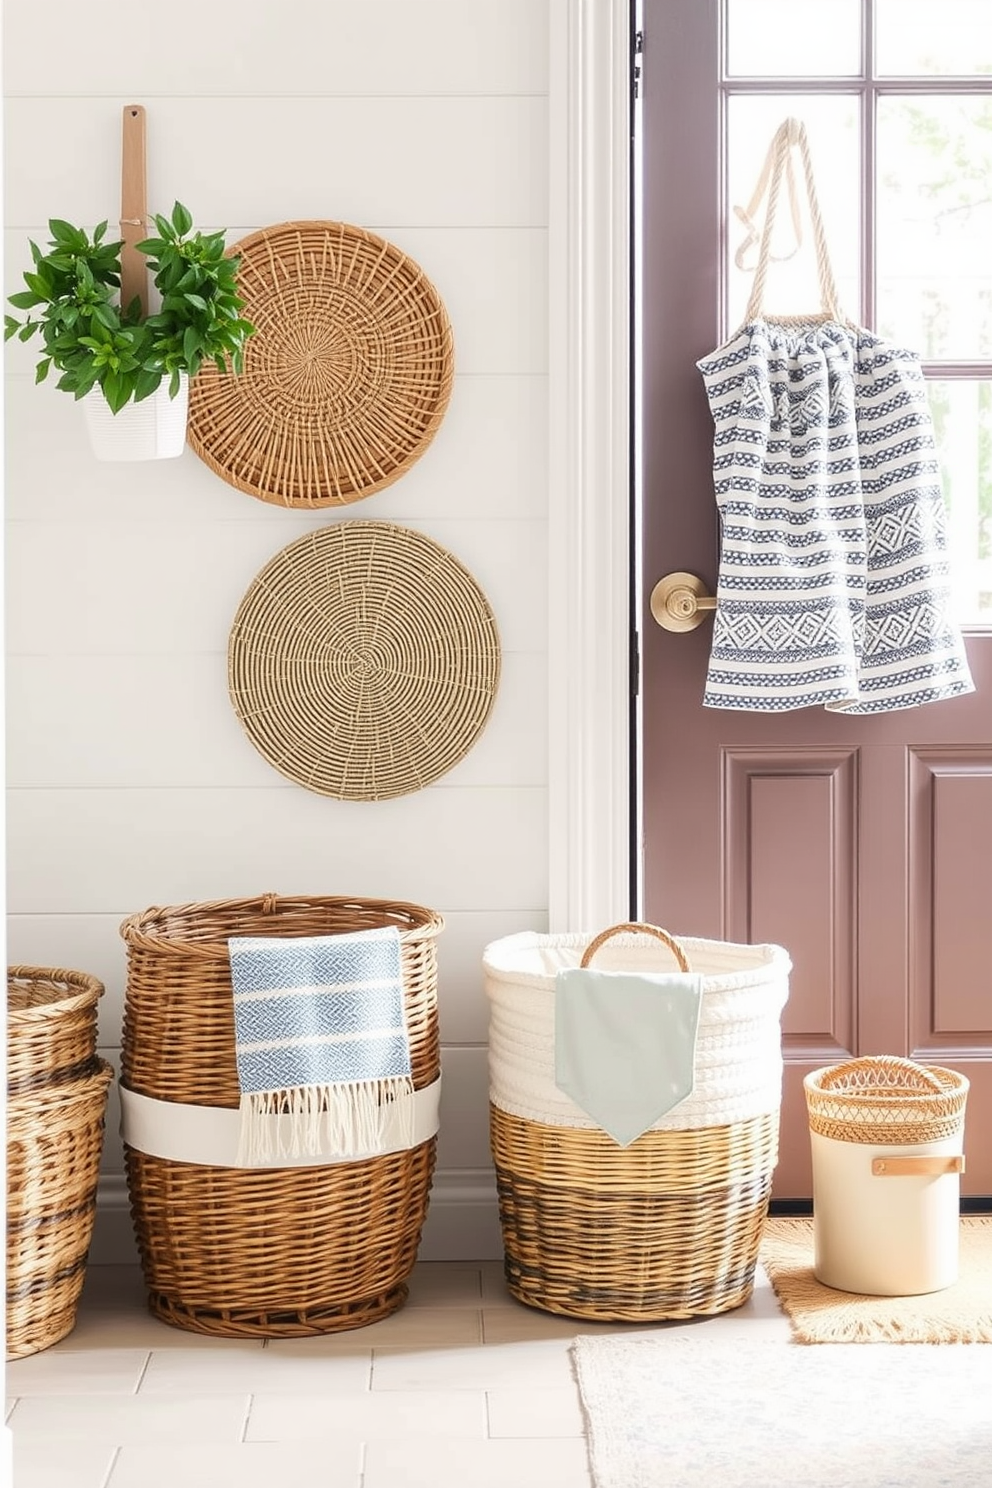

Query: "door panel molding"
<box><xmin>910</xmin><ymin>748</ymin><xmax>992</xmax><ymax>1055</ymax></box>
<box><xmin>723</xmin><ymin>747</ymin><xmax>857</xmax><ymax>1062</ymax></box>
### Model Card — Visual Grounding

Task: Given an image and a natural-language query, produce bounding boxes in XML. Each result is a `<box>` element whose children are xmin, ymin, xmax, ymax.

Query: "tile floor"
<box><xmin>6</xmin><ymin>1258</ymin><xmax>791</xmax><ymax>1487</ymax></box>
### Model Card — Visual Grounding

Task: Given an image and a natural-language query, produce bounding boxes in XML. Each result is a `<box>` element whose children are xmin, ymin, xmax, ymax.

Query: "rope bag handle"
<box><xmin>739</xmin><ymin>116</ymin><xmax>847</xmax><ymax>328</ymax></box>
<box><xmin>580</xmin><ymin>922</ymin><xmax>692</xmax><ymax>972</ymax></box>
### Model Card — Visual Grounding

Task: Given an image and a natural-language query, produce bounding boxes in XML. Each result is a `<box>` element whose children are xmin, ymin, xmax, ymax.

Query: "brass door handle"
<box><xmin>649</xmin><ymin>572</ymin><xmax>717</xmax><ymax>632</ymax></box>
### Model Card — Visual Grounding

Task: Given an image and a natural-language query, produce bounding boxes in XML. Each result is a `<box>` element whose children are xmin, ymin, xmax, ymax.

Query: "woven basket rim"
<box><xmin>8</xmin><ymin>965</ymin><xmax>104</xmax><ymax>1018</ymax></box>
<box><xmin>804</xmin><ymin>1059</ymin><xmax>969</xmax><ymax>1106</ymax></box>
<box><xmin>6</xmin><ymin>1057</ymin><xmax>114</xmax><ymax>1127</ymax></box>
<box><xmin>120</xmin><ymin>894</ymin><xmax>445</xmax><ymax>957</ymax></box>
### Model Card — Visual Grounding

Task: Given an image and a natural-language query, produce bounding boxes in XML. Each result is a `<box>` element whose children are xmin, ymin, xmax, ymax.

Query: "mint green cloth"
<box><xmin>554</xmin><ymin>968</ymin><xmax>703</xmax><ymax>1146</ymax></box>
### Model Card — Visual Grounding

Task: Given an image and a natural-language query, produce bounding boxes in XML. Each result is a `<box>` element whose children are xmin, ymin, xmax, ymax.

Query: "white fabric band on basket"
<box><xmin>120</xmin><ymin>1076</ymin><xmax>441</xmax><ymax>1169</ymax></box>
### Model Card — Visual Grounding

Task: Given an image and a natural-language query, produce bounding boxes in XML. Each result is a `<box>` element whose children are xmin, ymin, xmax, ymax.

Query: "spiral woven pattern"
<box><xmin>228</xmin><ymin>521</ymin><xmax>501</xmax><ymax>800</ymax></box>
<box><xmin>187</xmin><ymin>221</ymin><xmax>454</xmax><ymax>507</ymax></box>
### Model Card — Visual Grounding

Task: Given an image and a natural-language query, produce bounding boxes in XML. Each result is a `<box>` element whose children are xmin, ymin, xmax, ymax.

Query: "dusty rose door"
<box><xmin>639</xmin><ymin>0</ymin><xmax>992</xmax><ymax>1197</ymax></box>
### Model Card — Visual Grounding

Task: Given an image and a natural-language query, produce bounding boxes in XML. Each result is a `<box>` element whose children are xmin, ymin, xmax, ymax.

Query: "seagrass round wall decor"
<box><xmin>187</xmin><ymin>222</ymin><xmax>454</xmax><ymax>508</ymax></box>
<box><xmin>228</xmin><ymin>522</ymin><xmax>501</xmax><ymax>800</ymax></box>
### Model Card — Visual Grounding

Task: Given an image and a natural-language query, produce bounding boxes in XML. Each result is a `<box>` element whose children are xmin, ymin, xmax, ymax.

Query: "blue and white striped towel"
<box><xmin>227</xmin><ymin>925</ymin><xmax>413</xmax><ymax>1164</ymax></box>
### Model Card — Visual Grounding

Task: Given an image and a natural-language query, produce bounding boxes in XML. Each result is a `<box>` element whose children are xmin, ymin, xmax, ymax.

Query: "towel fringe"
<box><xmin>237</xmin><ymin>1076</ymin><xmax>416</xmax><ymax>1165</ymax></box>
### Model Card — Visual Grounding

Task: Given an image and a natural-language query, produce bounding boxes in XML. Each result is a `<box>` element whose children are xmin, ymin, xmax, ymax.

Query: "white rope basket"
<box><xmin>484</xmin><ymin>928</ymin><xmax>791</xmax><ymax>1132</ymax></box>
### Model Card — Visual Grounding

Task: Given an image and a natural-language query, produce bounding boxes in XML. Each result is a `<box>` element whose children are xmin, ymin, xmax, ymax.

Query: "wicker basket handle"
<box><xmin>580</xmin><ymin>922</ymin><xmax>691</xmax><ymax>972</ymax></box>
<box><xmin>816</xmin><ymin>1055</ymin><xmax>946</xmax><ymax>1094</ymax></box>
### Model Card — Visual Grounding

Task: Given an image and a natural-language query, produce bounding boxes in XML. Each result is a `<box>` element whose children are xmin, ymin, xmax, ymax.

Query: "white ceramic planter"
<box><xmin>83</xmin><ymin>374</ymin><xmax>189</xmax><ymax>462</ymax></box>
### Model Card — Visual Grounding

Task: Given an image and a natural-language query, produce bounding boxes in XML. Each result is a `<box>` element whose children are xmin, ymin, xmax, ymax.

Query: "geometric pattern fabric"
<box><xmin>697</xmin><ymin>318</ymin><xmax>974</xmax><ymax>712</ymax></box>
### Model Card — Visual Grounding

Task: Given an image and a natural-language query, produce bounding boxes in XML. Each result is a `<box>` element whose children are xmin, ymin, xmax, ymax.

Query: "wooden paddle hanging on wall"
<box><xmin>120</xmin><ymin>103</ymin><xmax>148</xmax><ymax>317</ymax></box>
<box><xmin>83</xmin><ymin>103</ymin><xmax>189</xmax><ymax>460</ymax></box>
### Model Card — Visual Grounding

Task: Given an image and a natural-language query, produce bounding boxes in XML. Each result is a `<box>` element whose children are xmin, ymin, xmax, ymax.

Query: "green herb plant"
<box><xmin>4</xmin><ymin>202</ymin><xmax>255</xmax><ymax>413</ymax></box>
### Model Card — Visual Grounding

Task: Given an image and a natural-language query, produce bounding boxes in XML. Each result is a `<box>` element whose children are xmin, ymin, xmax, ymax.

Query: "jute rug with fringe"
<box><xmin>760</xmin><ymin>1215</ymin><xmax>992</xmax><ymax>1343</ymax></box>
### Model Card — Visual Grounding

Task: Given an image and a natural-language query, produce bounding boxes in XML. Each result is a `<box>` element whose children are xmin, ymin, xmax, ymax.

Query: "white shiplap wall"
<box><xmin>3</xmin><ymin>0</ymin><xmax>550</xmax><ymax>1260</ymax></box>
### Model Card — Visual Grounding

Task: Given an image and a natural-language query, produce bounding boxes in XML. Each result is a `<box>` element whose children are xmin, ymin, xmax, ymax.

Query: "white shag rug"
<box><xmin>572</xmin><ymin>1335</ymin><xmax>992</xmax><ymax>1488</ymax></box>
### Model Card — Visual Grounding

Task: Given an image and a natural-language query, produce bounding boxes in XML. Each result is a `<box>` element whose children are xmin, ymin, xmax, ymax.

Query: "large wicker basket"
<box><xmin>485</xmin><ymin>922</ymin><xmax>790</xmax><ymax>1321</ymax></box>
<box><xmin>119</xmin><ymin>893</ymin><xmax>443</xmax><ymax>1337</ymax></box>
<box><xmin>7</xmin><ymin>965</ymin><xmax>104</xmax><ymax>1096</ymax></box>
<box><xmin>7</xmin><ymin>1061</ymin><xmax>114</xmax><ymax>1358</ymax></box>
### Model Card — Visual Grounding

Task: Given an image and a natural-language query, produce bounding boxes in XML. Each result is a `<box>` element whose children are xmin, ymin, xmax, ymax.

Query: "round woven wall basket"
<box><xmin>228</xmin><ymin>521</ymin><xmax>501</xmax><ymax>800</ymax></box>
<box><xmin>187</xmin><ymin>221</ymin><xmax>454</xmax><ymax>508</ymax></box>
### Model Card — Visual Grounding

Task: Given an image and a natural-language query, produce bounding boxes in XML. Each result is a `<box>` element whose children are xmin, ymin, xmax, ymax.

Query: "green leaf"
<box><xmin>132</xmin><ymin>369</ymin><xmax>162</xmax><ymax>403</ymax></box>
<box><xmin>135</xmin><ymin>237</ymin><xmax>168</xmax><ymax>258</ymax></box>
<box><xmin>17</xmin><ymin>323</ymin><xmax>35</xmax><ymax>342</ymax></box>
<box><xmin>92</xmin><ymin>302</ymin><xmax>120</xmax><ymax>330</ymax></box>
<box><xmin>183</xmin><ymin>293</ymin><xmax>209</xmax><ymax>311</ymax></box>
<box><xmin>171</xmin><ymin>201</ymin><xmax>193</xmax><ymax>236</ymax></box>
<box><xmin>4</xmin><ymin>315</ymin><xmax>21</xmax><ymax>341</ymax></box>
<box><xmin>182</xmin><ymin>326</ymin><xmax>202</xmax><ymax>364</ymax></box>
<box><xmin>35</xmin><ymin>358</ymin><xmax>51</xmax><ymax>384</ymax></box>
<box><xmin>48</xmin><ymin>218</ymin><xmax>83</xmax><ymax>247</ymax></box>
<box><xmin>102</xmin><ymin>370</ymin><xmax>130</xmax><ymax>412</ymax></box>
<box><xmin>8</xmin><ymin>290</ymin><xmax>44</xmax><ymax>310</ymax></box>
<box><xmin>22</xmin><ymin>272</ymin><xmax>52</xmax><ymax>301</ymax></box>
<box><xmin>153</xmin><ymin>213</ymin><xmax>175</xmax><ymax>242</ymax></box>
<box><xmin>169</xmin><ymin>369</ymin><xmax>182</xmax><ymax>399</ymax></box>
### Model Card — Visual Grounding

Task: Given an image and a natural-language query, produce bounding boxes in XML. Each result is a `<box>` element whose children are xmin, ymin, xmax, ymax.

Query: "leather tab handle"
<box><xmin>871</xmin><ymin>1155</ymin><xmax>965</xmax><ymax>1177</ymax></box>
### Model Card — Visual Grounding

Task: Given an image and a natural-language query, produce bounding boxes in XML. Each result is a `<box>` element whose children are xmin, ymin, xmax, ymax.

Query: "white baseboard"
<box><xmin>90</xmin><ymin>1166</ymin><xmax>504</xmax><ymax>1268</ymax></box>
<box><xmin>90</xmin><ymin>1175</ymin><xmax>139</xmax><ymax>1265</ymax></box>
<box><xmin>419</xmin><ymin>1169</ymin><xmax>504</xmax><ymax>1261</ymax></box>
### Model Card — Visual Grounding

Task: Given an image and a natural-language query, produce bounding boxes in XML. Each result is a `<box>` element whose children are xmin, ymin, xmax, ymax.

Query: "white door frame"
<box><xmin>547</xmin><ymin>0</ymin><xmax>633</xmax><ymax>933</ymax></box>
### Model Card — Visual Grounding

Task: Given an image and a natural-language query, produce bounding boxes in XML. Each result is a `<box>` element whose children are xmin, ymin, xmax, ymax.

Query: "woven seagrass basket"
<box><xmin>7</xmin><ymin>1060</ymin><xmax>113</xmax><ymax>1358</ymax></box>
<box><xmin>486</xmin><ymin>922</ymin><xmax>789</xmax><ymax>1322</ymax></box>
<box><xmin>7</xmin><ymin>965</ymin><xmax>103</xmax><ymax>1096</ymax></box>
<box><xmin>119</xmin><ymin>894</ymin><xmax>443</xmax><ymax>1338</ymax></box>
